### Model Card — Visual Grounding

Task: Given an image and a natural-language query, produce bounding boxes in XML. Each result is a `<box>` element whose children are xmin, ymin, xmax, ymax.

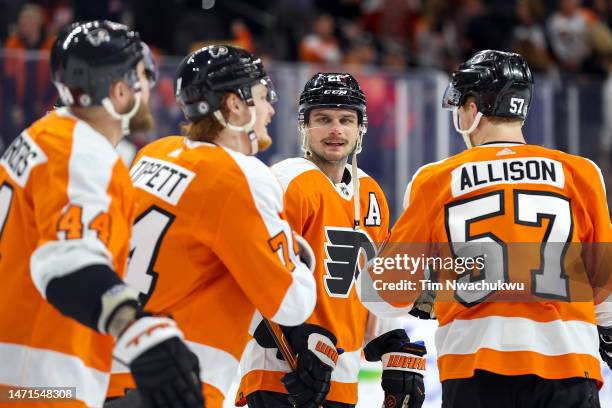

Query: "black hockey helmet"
<box><xmin>298</xmin><ymin>72</ymin><xmax>367</xmax><ymax>127</ymax></box>
<box><xmin>51</xmin><ymin>20</ymin><xmax>156</xmax><ymax>107</ymax></box>
<box><xmin>174</xmin><ymin>45</ymin><xmax>276</xmax><ymax>121</ymax></box>
<box><xmin>442</xmin><ymin>50</ymin><xmax>533</xmax><ymax>120</ymax></box>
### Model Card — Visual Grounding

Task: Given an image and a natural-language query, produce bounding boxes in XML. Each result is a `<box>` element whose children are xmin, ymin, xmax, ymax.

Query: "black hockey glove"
<box><xmin>113</xmin><ymin>314</ymin><xmax>204</xmax><ymax>408</ymax></box>
<box><xmin>599</xmin><ymin>325</ymin><xmax>612</xmax><ymax>370</ymax></box>
<box><xmin>253</xmin><ymin>322</ymin><xmax>339</xmax><ymax>407</ymax></box>
<box><xmin>364</xmin><ymin>329</ymin><xmax>426</xmax><ymax>408</ymax></box>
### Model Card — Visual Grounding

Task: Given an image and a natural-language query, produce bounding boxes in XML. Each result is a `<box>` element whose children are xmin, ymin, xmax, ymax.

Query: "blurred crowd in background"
<box><xmin>2</xmin><ymin>0</ymin><xmax>612</xmax><ymax>75</ymax></box>
<box><xmin>1</xmin><ymin>0</ymin><xmax>612</xmax><ymax>177</ymax></box>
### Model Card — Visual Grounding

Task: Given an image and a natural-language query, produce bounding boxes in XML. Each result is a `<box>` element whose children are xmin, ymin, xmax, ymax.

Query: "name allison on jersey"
<box><xmin>453</xmin><ymin>157</ymin><xmax>563</xmax><ymax>196</ymax></box>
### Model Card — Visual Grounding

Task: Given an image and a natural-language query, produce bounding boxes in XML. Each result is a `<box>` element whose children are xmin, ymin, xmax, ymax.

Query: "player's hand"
<box><xmin>113</xmin><ymin>314</ymin><xmax>204</xmax><ymax>408</ymax></box>
<box><xmin>364</xmin><ymin>329</ymin><xmax>426</xmax><ymax>408</ymax></box>
<box><xmin>281</xmin><ymin>324</ymin><xmax>339</xmax><ymax>408</ymax></box>
<box><xmin>599</xmin><ymin>325</ymin><xmax>612</xmax><ymax>370</ymax></box>
<box><xmin>380</xmin><ymin>340</ymin><xmax>426</xmax><ymax>408</ymax></box>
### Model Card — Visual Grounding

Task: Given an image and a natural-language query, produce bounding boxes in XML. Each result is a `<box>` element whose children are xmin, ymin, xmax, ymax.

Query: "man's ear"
<box><xmin>108</xmin><ymin>80</ymin><xmax>130</xmax><ymax>112</ymax></box>
<box><xmin>224</xmin><ymin>93</ymin><xmax>241</xmax><ymax>113</ymax></box>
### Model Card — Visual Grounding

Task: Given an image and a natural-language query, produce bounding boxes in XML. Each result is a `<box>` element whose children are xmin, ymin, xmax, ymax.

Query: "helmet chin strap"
<box><xmin>452</xmin><ymin>107</ymin><xmax>482</xmax><ymax>149</ymax></box>
<box><xmin>214</xmin><ymin>106</ymin><xmax>258</xmax><ymax>155</ymax></box>
<box><xmin>101</xmin><ymin>92</ymin><xmax>142</xmax><ymax>136</ymax></box>
<box><xmin>299</xmin><ymin>123</ymin><xmax>311</xmax><ymax>156</ymax></box>
<box><xmin>352</xmin><ymin>125</ymin><xmax>366</xmax><ymax>230</ymax></box>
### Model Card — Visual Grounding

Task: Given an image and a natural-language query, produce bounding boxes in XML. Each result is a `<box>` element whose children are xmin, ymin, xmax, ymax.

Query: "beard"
<box><xmin>129</xmin><ymin>99</ymin><xmax>154</xmax><ymax>133</ymax></box>
<box><xmin>257</xmin><ymin>133</ymin><xmax>273</xmax><ymax>151</ymax></box>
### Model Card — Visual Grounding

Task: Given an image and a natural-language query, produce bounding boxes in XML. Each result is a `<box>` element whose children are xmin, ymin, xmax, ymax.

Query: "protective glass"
<box><xmin>141</xmin><ymin>42</ymin><xmax>158</xmax><ymax>89</ymax></box>
<box><xmin>442</xmin><ymin>83</ymin><xmax>462</xmax><ymax>110</ymax></box>
<box><xmin>260</xmin><ymin>77</ymin><xmax>278</xmax><ymax>104</ymax></box>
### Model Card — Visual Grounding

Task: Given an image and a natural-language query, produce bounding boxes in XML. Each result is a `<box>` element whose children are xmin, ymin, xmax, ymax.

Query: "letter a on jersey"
<box><xmin>364</xmin><ymin>192</ymin><xmax>382</xmax><ymax>226</ymax></box>
<box><xmin>324</xmin><ymin>227</ymin><xmax>377</xmax><ymax>298</ymax></box>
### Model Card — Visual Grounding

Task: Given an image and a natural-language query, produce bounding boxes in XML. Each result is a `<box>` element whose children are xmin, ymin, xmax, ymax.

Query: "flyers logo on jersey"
<box><xmin>323</xmin><ymin>227</ymin><xmax>376</xmax><ymax>298</ymax></box>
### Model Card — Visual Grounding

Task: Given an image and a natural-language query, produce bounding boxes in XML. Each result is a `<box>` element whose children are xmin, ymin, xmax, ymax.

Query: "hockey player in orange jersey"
<box><xmin>0</xmin><ymin>21</ymin><xmax>204</xmax><ymax>408</ymax></box>
<box><xmin>106</xmin><ymin>45</ymin><xmax>319</xmax><ymax>408</ymax></box>
<box><xmin>237</xmin><ymin>73</ymin><xmax>427</xmax><ymax>408</ymax></box>
<box><xmin>359</xmin><ymin>50</ymin><xmax>612</xmax><ymax>407</ymax></box>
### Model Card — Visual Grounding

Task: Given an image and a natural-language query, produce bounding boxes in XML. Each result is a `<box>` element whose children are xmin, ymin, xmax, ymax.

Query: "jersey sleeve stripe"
<box><xmin>435</xmin><ymin>315</ymin><xmax>599</xmax><ymax>359</ymax></box>
<box><xmin>186</xmin><ymin>340</ymin><xmax>239</xmax><ymax>396</ymax></box>
<box><xmin>225</xmin><ymin>150</ymin><xmax>316</xmax><ymax>325</ymax></box>
<box><xmin>0</xmin><ymin>342</ymin><xmax>109</xmax><ymax>407</ymax></box>
<box><xmin>30</xmin><ymin>120</ymin><xmax>118</xmax><ymax>296</ymax></box>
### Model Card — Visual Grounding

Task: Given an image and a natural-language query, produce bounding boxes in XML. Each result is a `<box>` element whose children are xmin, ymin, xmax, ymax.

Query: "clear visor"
<box><xmin>441</xmin><ymin>83</ymin><xmax>462</xmax><ymax>110</ymax></box>
<box><xmin>141</xmin><ymin>42</ymin><xmax>158</xmax><ymax>89</ymax></box>
<box><xmin>259</xmin><ymin>77</ymin><xmax>278</xmax><ymax>103</ymax></box>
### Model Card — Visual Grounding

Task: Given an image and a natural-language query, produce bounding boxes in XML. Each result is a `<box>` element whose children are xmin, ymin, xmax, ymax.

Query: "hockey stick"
<box><xmin>263</xmin><ymin>319</ymin><xmax>327</xmax><ymax>408</ymax></box>
<box><xmin>263</xmin><ymin>319</ymin><xmax>298</xmax><ymax>370</ymax></box>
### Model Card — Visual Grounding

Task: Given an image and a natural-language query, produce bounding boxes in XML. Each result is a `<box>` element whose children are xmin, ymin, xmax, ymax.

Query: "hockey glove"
<box><xmin>364</xmin><ymin>329</ymin><xmax>426</xmax><ymax>408</ymax></box>
<box><xmin>599</xmin><ymin>325</ymin><xmax>612</xmax><ymax>370</ymax></box>
<box><xmin>282</xmin><ymin>324</ymin><xmax>339</xmax><ymax>408</ymax></box>
<box><xmin>253</xmin><ymin>321</ymin><xmax>339</xmax><ymax>407</ymax></box>
<box><xmin>113</xmin><ymin>314</ymin><xmax>204</xmax><ymax>408</ymax></box>
<box><xmin>409</xmin><ymin>269</ymin><xmax>436</xmax><ymax>320</ymax></box>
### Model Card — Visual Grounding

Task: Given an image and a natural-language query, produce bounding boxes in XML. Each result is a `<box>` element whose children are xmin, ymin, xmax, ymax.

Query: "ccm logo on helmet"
<box><xmin>323</xmin><ymin>90</ymin><xmax>348</xmax><ymax>95</ymax></box>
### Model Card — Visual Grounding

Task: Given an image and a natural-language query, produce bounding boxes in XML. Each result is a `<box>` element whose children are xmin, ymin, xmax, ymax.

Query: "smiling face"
<box><xmin>251</xmin><ymin>83</ymin><xmax>275</xmax><ymax>151</ymax></box>
<box><xmin>305</xmin><ymin>108</ymin><xmax>359</xmax><ymax>164</ymax></box>
<box><xmin>129</xmin><ymin>60</ymin><xmax>154</xmax><ymax>133</ymax></box>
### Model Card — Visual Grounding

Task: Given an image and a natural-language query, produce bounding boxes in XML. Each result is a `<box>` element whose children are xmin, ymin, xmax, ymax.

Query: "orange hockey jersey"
<box><xmin>361</xmin><ymin>142</ymin><xmax>612</xmax><ymax>386</ymax></box>
<box><xmin>0</xmin><ymin>107</ymin><xmax>135</xmax><ymax>407</ymax></box>
<box><xmin>108</xmin><ymin>138</ymin><xmax>316</xmax><ymax>408</ymax></box>
<box><xmin>237</xmin><ymin>157</ymin><xmax>403</xmax><ymax>405</ymax></box>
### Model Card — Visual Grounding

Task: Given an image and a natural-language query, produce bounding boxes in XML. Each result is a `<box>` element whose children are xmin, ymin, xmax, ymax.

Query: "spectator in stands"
<box><xmin>231</xmin><ymin>19</ymin><xmax>254</xmax><ymax>52</ymax></box>
<box><xmin>343</xmin><ymin>32</ymin><xmax>378</xmax><ymax>67</ymax></box>
<box><xmin>463</xmin><ymin>1</ymin><xmax>515</xmax><ymax>58</ymax></box>
<box><xmin>547</xmin><ymin>0</ymin><xmax>598</xmax><ymax>72</ymax></box>
<box><xmin>413</xmin><ymin>0</ymin><xmax>460</xmax><ymax>71</ymax></box>
<box><xmin>381</xmin><ymin>41</ymin><xmax>410</xmax><ymax>71</ymax></box>
<box><xmin>299</xmin><ymin>13</ymin><xmax>342</xmax><ymax>64</ymax></box>
<box><xmin>512</xmin><ymin>0</ymin><xmax>553</xmax><ymax>72</ymax></box>
<box><xmin>2</xmin><ymin>3</ymin><xmax>55</xmax><ymax>148</ymax></box>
